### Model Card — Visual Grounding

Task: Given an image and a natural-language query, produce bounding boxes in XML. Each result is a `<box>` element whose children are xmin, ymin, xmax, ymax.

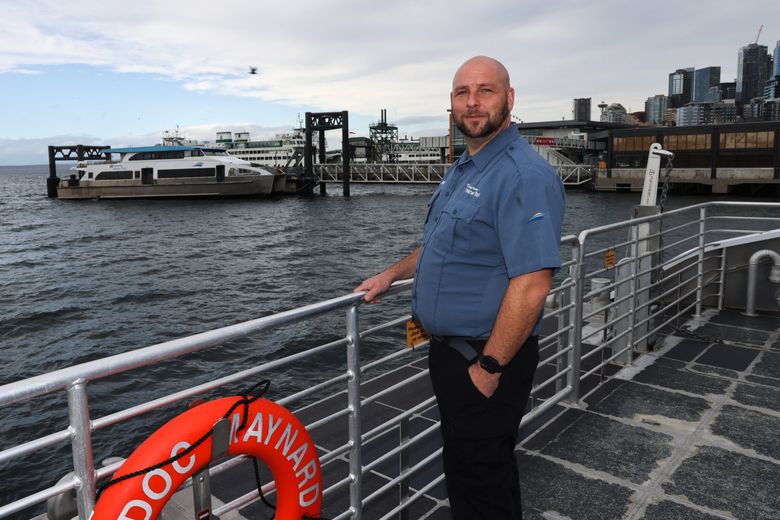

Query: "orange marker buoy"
<box><xmin>92</xmin><ymin>396</ymin><xmax>321</xmax><ymax>520</ymax></box>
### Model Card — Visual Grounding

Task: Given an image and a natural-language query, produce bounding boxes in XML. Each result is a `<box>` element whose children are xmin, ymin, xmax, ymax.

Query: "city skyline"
<box><xmin>1</xmin><ymin>0</ymin><xmax>779</xmax><ymax>165</ymax></box>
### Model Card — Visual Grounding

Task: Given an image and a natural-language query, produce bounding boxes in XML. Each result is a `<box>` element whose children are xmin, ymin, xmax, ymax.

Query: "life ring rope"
<box><xmin>95</xmin><ymin>379</ymin><xmax>271</xmax><ymax>501</ymax></box>
<box><xmin>93</xmin><ymin>380</ymin><xmax>328</xmax><ymax>520</ymax></box>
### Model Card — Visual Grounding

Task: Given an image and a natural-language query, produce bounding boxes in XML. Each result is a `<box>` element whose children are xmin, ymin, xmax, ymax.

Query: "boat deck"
<box><xmin>161</xmin><ymin>307</ymin><xmax>779</xmax><ymax>520</ymax></box>
<box><xmin>519</xmin><ymin>308</ymin><xmax>780</xmax><ymax>520</ymax></box>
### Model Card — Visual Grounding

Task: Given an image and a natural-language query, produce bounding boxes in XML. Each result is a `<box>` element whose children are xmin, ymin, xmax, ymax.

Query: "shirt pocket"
<box><xmin>436</xmin><ymin>197</ymin><xmax>480</xmax><ymax>254</ymax></box>
<box><xmin>424</xmin><ymin>190</ymin><xmax>441</xmax><ymax>225</ymax></box>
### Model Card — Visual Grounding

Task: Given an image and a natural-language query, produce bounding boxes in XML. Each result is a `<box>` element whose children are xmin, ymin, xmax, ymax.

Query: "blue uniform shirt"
<box><xmin>411</xmin><ymin>124</ymin><xmax>565</xmax><ymax>337</ymax></box>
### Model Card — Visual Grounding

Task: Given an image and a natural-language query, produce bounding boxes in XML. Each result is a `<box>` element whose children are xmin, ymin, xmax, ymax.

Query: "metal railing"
<box><xmin>314</xmin><ymin>163</ymin><xmax>592</xmax><ymax>187</ymax></box>
<box><xmin>315</xmin><ymin>164</ymin><xmax>446</xmax><ymax>183</ymax></box>
<box><xmin>555</xmin><ymin>165</ymin><xmax>594</xmax><ymax>186</ymax></box>
<box><xmin>1</xmin><ymin>201</ymin><xmax>778</xmax><ymax>520</ymax></box>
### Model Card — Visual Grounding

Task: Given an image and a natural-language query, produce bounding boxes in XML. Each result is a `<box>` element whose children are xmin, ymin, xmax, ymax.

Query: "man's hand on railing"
<box><xmin>354</xmin><ymin>246</ymin><xmax>421</xmax><ymax>304</ymax></box>
<box><xmin>354</xmin><ymin>272</ymin><xmax>394</xmax><ymax>304</ymax></box>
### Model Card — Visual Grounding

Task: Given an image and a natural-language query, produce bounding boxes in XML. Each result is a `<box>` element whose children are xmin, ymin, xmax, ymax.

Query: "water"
<box><xmin>0</xmin><ymin>165</ymin><xmax>772</xmax><ymax>514</ymax></box>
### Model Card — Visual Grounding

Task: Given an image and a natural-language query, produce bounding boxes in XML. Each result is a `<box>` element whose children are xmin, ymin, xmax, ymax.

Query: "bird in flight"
<box><xmin>249</xmin><ymin>67</ymin><xmax>258</xmax><ymax>75</ymax></box>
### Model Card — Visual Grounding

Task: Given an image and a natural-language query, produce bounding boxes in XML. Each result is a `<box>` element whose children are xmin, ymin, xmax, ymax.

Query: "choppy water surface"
<box><xmin>0</xmin><ymin>165</ymin><xmax>772</xmax><ymax>513</ymax></box>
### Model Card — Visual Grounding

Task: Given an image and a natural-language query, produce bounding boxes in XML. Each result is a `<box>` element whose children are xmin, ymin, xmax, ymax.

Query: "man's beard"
<box><xmin>455</xmin><ymin>101</ymin><xmax>510</xmax><ymax>139</ymax></box>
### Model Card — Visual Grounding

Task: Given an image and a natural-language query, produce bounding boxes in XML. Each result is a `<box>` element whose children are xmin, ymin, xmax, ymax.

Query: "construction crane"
<box><xmin>754</xmin><ymin>24</ymin><xmax>763</xmax><ymax>44</ymax></box>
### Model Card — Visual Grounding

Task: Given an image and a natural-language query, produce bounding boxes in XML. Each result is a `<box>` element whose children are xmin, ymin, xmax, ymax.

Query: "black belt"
<box><xmin>432</xmin><ymin>335</ymin><xmax>485</xmax><ymax>362</ymax></box>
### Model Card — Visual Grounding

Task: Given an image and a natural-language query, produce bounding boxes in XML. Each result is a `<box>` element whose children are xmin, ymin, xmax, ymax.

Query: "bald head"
<box><xmin>450</xmin><ymin>56</ymin><xmax>514</xmax><ymax>151</ymax></box>
<box><xmin>452</xmin><ymin>56</ymin><xmax>511</xmax><ymax>91</ymax></box>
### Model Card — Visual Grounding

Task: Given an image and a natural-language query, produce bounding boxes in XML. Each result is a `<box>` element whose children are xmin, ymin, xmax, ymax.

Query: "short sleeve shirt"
<box><xmin>411</xmin><ymin>124</ymin><xmax>565</xmax><ymax>337</ymax></box>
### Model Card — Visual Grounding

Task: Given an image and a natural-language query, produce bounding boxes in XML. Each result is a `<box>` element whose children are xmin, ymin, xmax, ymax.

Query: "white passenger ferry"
<box><xmin>219</xmin><ymin>128</ymin><xmax>310</xmax><ymax>168</ymax></box>
<box><xmin>58</xmin><ymin>145</ymin><xmax>284</xmax><ymax>200</ymax></box>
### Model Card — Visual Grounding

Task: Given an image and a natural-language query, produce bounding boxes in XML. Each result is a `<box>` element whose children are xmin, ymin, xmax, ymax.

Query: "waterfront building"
<box><xmin>765</xmin><ymin>99</ymin><xmax>780</xmax><ymax>121</ymax></box>
<box><xmin>604</xmin><ymin>121</ymin><xmax>780</xmax><ymax>193</ymax></box>
<box><xmin>737</xmin><ymin>43</ymin><xmax>771</xmax><ymax>104</ymax></box>
<box><xmin>710</xmin><ymin>100</ymin><xmax>739</xmax><ymax>124</ymax></box>
<box><xmin>645</xmin><ymin>94</ymin><xmax>669</xmax><ymax>125</ymax></box>
<box><xmin>717</xmin><ymin>82</ymin><xmax>737</xmax><ymax>101</ymax></box>
<box><xmin>664</xmin><ymin>108</ymin><xmax>678</xmax><ymax>126</ymax></box>
<box><xmin>573</xmin><ymin>98</ymin><xmax>592</xmax><ymax>121</ymax></box>
<box><xmin>514</xmin><ymin>119</ymin><xmax>627</xmax><ymax>166</ymax></box>
<box><xmin>600</xmin><ymin>103</ymin><xmax>639</xmax><ymax>124</ymax></box>
<box><xmin>448</xmin><ymin>111</ymin><xmax>466</xmax><ymax>161</ymax></box>
<box><xmin>765</xmin><ymin>77</ymin><xmax>780</xmax><ymax>100</ymax></box>
<box><xmin>676</xmin><ymin>101</ymin><xmax>738</xmax><ymax>126</ymax></box>
<box><xmin>693</xmin><ymin>67</ymin><xmax>721</xmax><ymax>102</ymax></box>
<box><xmin>669</xmin><ymin>68</ymin><xmax>694</xmax><ymax>108</ymax></box>
<box><xmin>676</xmin><ymin>105</ymin><xmax>704</xmax><ymax>127</ymax></box>
<box><xmin>744</xmin><ymin>98</ymin><xmax>766</xmax><ymax>121</ymax></box>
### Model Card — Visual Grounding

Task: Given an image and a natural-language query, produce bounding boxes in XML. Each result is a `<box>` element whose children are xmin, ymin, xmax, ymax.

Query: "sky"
<box><xmin>1</xmin><ymin>0</ymin><xmax>779</xmax><ymax>165</ymax></box>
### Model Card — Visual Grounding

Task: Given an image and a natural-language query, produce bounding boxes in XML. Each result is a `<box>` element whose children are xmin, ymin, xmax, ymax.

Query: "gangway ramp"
<box><xmin>314</xmin><ymin>163</ymin><xmax>592</xmax><ymax>187</ymax></box>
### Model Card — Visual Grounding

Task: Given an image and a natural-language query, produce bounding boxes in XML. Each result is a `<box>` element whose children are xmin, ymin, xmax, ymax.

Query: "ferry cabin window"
<box><xmin>158</xmin><ymin>168</ymin><xmax>216</xmax><ymax>178</ymax></box>
<box><xmin>129</xmin><ymin>151</ymin><xmax>186</xmax><ymax>161</ymax></box>
<box><xmin>96</xmin><ymin>170</ymin><xmax>133</xmax><ymax>180</ymax></box>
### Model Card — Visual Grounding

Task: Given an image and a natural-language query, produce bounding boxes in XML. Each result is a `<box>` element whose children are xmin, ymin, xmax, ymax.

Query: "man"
<box><xmin>355</xmin><ymin>56</ymin><xmax>565</xmax><ymax>519</ymax></box>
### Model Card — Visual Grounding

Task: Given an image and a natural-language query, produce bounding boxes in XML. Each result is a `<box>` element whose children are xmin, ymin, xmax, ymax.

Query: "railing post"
<box><xmin>628</xmin><ymin>224</ymin><xmax>640</xmax><ymax>352</ymax></box>
<box><xmin>566</xmin><ymin>240</ymin><xmax>583</xmax><ymax>405</ymax></box>
<box><xmin>346</xmin><ymin>304</ymin><xmax>363</xmax><ymax>520</ymax></box>
<box><xmin>556</xmin><ymin>277</ymin><xmax>572</xmax><ymax>394</ymax></box>
<box><xmin>614</xmin><ymin>258</ymin><xmax>634</xmax><ymax>365</ymax></box>
<box><xmin>67</xmin><ymin>380</ymin><xmax>96</xmax><ymax>520</ymax></box>
<box><xmin>696</xmin><ymin>207</ymin><xmax>707</xmax><ymax>316</ymax></box>
<box><xmin>398</xmin><ymin>417</ymin><xmax>410</xmax><ymax>520</ymax></box>
<box><xmin>718</xmin><ymin>247</ymin><xmax>727</xmax><ymax>310</ymax></box>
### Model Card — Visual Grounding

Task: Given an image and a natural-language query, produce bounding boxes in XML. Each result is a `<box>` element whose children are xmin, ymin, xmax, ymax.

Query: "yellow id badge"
<box><xmin>406</xmin><ymin>319</ymin><xmax>431</xmax><ymax>348</ymax></box>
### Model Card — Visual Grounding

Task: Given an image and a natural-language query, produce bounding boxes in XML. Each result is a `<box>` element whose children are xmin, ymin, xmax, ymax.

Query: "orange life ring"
<box><xmin>92</xmin><ymin>396</ymin><xmax>322</xmax><ymax>520</ymax></box>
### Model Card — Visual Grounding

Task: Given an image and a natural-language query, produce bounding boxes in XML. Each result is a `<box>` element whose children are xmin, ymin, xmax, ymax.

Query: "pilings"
<box><xmin>46</xmin><ymin>145</ymin><xmax>109</xmax><ymax>198</ymax></box>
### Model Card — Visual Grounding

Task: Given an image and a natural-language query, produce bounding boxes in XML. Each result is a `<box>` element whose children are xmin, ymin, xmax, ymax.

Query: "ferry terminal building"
<box><xmin>514</xmin><ymin>120</ymin><xmax>780</xmax><ymax>195</ymax></box>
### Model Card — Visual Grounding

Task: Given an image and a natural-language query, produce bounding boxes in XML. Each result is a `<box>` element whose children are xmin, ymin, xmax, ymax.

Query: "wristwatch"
<box><xmin>478</xmin><ymin>354</ymin><xmax>504</xmax><ymax>374</ymax></box>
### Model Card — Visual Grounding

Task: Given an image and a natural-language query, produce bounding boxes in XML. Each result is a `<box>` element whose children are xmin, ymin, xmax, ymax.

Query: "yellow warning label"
<box><xmin>604</xmin><ymin>248</ymin><xmax>616</xmax><ymax>270</ymax></box>
<box><xmin>406</xmin><ymin>319</ymin><xmax>431</xmax><ymax>348</ymax></box>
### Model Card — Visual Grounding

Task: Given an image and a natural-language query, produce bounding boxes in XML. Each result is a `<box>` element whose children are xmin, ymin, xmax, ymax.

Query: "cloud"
<box><xmin>0</xmin><ymin>122</ymin><xmax>317</xmax><ymax>165</ymax></box>
<box><xmin>394</xmin><ymin>115</ymin><xmax>448</xmax><ymax>126</ymax></box>
<box><xmin>1</xmin><ymin>0</ymin><xmax>779</xmax><ymax>145</ymax></box>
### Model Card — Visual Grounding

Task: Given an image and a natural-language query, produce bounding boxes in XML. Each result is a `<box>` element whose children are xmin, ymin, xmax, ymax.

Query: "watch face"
<box><xmin>479</xmin><ymin>355</ymin><xmax>502</xmax><ymax>374</ymax></box>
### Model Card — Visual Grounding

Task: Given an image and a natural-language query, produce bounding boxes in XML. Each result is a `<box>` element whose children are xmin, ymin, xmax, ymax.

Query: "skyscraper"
<box><xmin>774</xmin><ymin>40</ymin><xmax>780</xmax><ymax>77</ymax></box>
<box><xmin>573</xmin><ymin>98</ymin><xmax>592</xmax><ymax>121</ymax></box>
<box><xmin>668</xmin><ymin>68</ymin><xmax>694</xmax><ymax>107</ymax></box>
<box><xmin>693</xmin><ymin>67</ymin><xmax>721</xmax><ymax>103</ymax></box>
<box><xmin>645</xmin><ymin>94</ymin><xmax>669</xmax><ymax>125</ymax></box>
<box><xmin>736</xmin><ymin>43</ymin><xmax>770</xmax><ymax>103</ymax></box>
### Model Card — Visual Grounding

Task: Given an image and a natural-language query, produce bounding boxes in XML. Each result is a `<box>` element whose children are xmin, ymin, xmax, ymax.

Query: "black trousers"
<box><xmin>428</xmin><ymin>335</ymin><xmax>539</xmax><ymax>520</ymax></box>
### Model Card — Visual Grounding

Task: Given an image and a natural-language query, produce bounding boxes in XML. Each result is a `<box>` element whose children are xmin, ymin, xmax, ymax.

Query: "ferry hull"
<box><xmin>56</xmin><ymin>176</ymin><xmax>275</xmax><ymax>200</ymax></box>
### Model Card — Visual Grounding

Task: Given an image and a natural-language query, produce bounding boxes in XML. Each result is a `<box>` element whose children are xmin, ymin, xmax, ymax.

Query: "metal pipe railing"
<box><xmin>2</xmin><ymin>202</ymin><xmax>779</xmax><ymax>520</ymax></box>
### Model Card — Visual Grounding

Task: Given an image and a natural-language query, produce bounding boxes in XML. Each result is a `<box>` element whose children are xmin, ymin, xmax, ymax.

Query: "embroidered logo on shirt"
<box><xmin>465</xmin><ymin>183</ymin><xmax>481</xmax><ymax>198</ymax></box>
<box><xmin>529</xmin><ymin>212</ymin><xmax>545</xmax><ymax>222</ymax></box>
